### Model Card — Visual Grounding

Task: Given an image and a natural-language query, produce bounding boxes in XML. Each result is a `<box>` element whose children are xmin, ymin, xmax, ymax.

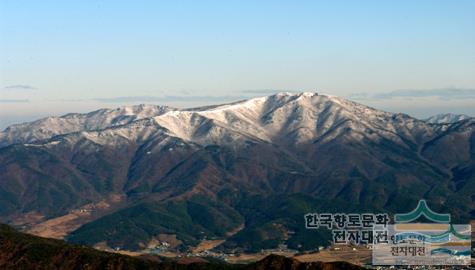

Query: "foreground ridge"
<box><xmin>0</xmin><ymin>224</ymin><xmax>365</xmax><ymax>270</ymax></box>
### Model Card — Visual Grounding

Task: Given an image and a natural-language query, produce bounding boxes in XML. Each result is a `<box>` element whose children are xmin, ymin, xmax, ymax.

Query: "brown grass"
<box><xmin>24</xmin><ymin>193</ymin><xmax>126</xmax><ymax>239</ymax></box>
<box><xmin>295</xmin><ymin>246</ymin><xmax>371</xmax><ymax>265</ymax></box>
<box><xmin>191</xmin><ymin>240</ymin><xmax>226</xmax><ymax>253</ymax></box>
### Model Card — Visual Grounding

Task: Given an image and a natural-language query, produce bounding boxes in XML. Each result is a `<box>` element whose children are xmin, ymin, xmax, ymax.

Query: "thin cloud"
<box><xmin>0</xmin><ymin>99</ymin><xmax>29</xmax><ymax>103</ymax></box>
<box><xmin>93</xmin><ymin>91</ymin><xmax>310</xmax><ymax>104</ymax></box>
<box><xmin>93</xmin><ymin>95</ymin><xmax>249</xmax><ymax>103</ymax></box>
<box><xmin>349</xmin><ymin>88</ymin><xmax>475</xmax><ymax>100</ymax></box>
<box><xmin>240</xmin><ymin>89</ymin><xmax>302</xmax><ymax>95</ymax></box>
<box><xmin>63</xmin><ymin>91</ymin><xmax>305</xmax><ymax>104</ymax></box>
<box><xmin>347</xmin><ymin>92</ymin><xmax>370</xmax><ymax>100</ymax></box>
<box><xmin>3</xmin><ymin>85</ymin><xmax>37</xmax><ymax>90</ymax></box>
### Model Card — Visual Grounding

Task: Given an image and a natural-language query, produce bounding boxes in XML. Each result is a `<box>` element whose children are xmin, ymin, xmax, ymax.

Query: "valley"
<box><xmin>0</xmin><ymin>92</ymin><xmax>474</xmax><ymax>255</ymax></box>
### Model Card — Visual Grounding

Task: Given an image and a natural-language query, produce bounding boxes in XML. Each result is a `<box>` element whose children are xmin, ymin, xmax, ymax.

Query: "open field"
<box><xmin>191</xmin><ymin>240</ymin><xmax>226</xmax><ymax>253</ymax></box>
<box><xmin>20</xmin><ymin>194</ymin><xmax>126</xmax><ymax>239</ymax></box>
<box><xmin>295</xmin><ymin>246</ymin><xmax>372</xmax><ymax>265</ymax></box>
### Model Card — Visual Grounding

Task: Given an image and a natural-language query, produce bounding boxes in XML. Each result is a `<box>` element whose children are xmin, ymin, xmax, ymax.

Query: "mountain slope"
<box><xmin>0</xmin><ymin>104</ymin><xmax>172</xmax><ymax>147</ymax></box>
<box><xmin>0</xmin><ymin>92</ymin><xmax>473</xmax><ymax>252</ymax></box>
<box><xmin>0</xmin><ymin>223</ymin><xmax>162</xmax><ymax>269</ymax></box>
<box><xmin>0</xmin><ymin>93</ymin><xmax>437</xmax><ymax>148</ymax></box>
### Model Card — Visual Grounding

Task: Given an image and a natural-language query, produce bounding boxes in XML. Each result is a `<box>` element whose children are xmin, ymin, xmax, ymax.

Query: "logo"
<box><xmin>372</xmin><ymin>200</ymin><xmax>471</xmax><ymax>266</ymax></box>
<box><xmin>304</xmin><ymin>199</ymin><xmax>472</xmax><ymax>266</ymax></box>
<box><xmin>394</xmin><ymin>199</ymin><xmax>450</xmax><ymax>223</ymax></box>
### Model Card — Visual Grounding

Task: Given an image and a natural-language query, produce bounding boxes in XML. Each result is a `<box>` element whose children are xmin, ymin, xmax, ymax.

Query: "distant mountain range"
<box><xmin>0</xmin><ymin>92</ymin><xmax>473</xmax><ymax>252</ymax></box>
<box><xmin>424</xmin><ymin>113</ymin><xmax>472</xmax><ymax>124</ymax></box>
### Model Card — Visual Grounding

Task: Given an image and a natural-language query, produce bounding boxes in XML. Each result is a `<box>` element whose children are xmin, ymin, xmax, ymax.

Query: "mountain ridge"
<box><xmin>0</xmin><ymin>92</ymin><xmax>473</xmax><ymax>252</ymax></box>
<box><xmin>424</xmin><ymin>113</ymin><xmax>472</xmax><ymax>124</ymax></box>
<box><xmin>0</xmin><ymin>92</ymin><xmax>444</xmax><ymax>148</ymax></box>
<box><xmin>1</xmin><ymin>223</ymin><xmax>367</xmax><ymax>270</ymax></box>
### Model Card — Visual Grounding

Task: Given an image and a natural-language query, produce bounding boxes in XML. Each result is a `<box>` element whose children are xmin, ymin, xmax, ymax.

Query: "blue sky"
<box><xmin>1</xmin><ymin>0</ymin><xmax>474</xmax><ymax>127</ymax></box>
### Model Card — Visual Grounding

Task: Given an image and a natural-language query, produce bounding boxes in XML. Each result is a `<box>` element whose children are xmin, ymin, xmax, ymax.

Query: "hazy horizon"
<box><xmin>1</xmin><ymin>90</ymin><xmax>474</xmax><ymax>129</ymax></box>
<box><xmin>1</xmin><ymin>1</ymin><xmax>474</xmax><ymax>128</ymax></box>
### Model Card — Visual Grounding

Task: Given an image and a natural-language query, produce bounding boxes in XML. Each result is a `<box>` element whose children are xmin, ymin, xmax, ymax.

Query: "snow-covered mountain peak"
<box><xmin>0</xmin><ymin>92</ymin><xmax>464</xmax><ymax>149</ymax></box>
<box><xmin>147</xmin><ymin>92</ymin><xmax>432</xmax><ymax>146</ymax></box>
